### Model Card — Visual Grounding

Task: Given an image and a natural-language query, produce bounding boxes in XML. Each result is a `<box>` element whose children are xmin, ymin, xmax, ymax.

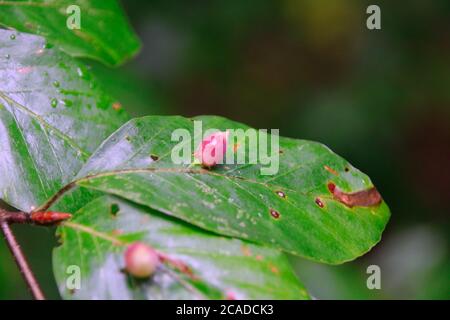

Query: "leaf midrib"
<box><xmin>61</xmin><ymin>220</ymin><xmax>214</xmax><ymax>299</ymax></box>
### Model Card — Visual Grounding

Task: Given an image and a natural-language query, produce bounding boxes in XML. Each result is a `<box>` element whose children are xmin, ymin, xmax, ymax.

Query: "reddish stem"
<box><xmin>0</xmin><ymin>220</ymin><xmax>45</xmax><ymax>300</ymax></box>
<box><xmin>0</xmin><ymin>208</ymin><xmax>71</xmax><ymax>300</ymax></box>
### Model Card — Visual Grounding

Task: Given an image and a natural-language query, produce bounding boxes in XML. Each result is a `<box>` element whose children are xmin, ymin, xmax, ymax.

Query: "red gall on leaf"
<box><xmin>194</xmin><ymin>131</ymin><xmax>229</xmax><ymax>167</ymax></box>
<box><xmin>124</xmin><ymin>242</ymin><xmax>160</xmax><ymax>278</ymax></box>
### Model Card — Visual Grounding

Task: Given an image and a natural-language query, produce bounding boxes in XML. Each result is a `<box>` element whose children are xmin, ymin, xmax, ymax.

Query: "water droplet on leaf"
<box><xmin>50</xmin><ymin>99</ymin><xmax>58</xmax><ymax>108</ymax></box>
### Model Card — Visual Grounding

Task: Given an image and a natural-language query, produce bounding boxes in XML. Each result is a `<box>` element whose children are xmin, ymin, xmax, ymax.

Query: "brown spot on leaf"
<box><xmin>275</xmin><ymin>190</ymin><xmax>286</xmax><ymax>198</ymax></box>
<box><xmin>315</xmin><ymin>197</ymin><xmax>324</xmax><ymax>208</ymax></box>
<box><xmin>324</xmin><ymin>165</ymin><xmax>338</xmax><ymax>176</ymax></box>
<box><xmin>112</xmin><ymin>101</ymin><xmax>122</xmax><ymax>111</ymax></box>
<box><xmin>327</xmin><ymin>182</ymin><xmax>382</xmax><ymax>208</ymax></box>
<box><xmin>268</xmin><ymin>263</ymin><xmax>279</xmax><ymax>274</ymax></box>
<box><xmin>240</xmin><ymin>245</ymin><xmax>252</xmax><ymax>256</ymax></box>
<box><xmin>269</xmin><ymin>208</ymin><xmax>280</xmax><ymax>219</ymax></box>
<box><xmin>31</xmin><ymin>211</ymin><xmax>72</xmax><ymax>225</ymax></box>
<box><xmin>110</xmin><ymin>203</ymin><xmax>120</xmax><ymax>216</ymax></box>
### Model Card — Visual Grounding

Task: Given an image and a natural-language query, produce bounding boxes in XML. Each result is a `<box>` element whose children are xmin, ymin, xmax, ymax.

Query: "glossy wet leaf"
<box><xmin>0</xmin><ymin>0</ymin><xmax>140</xmax><ymax>66</ymax></box>
<box><xmin>65</xmin><ymin>115</ymin><xmax>391</xmax><ymax>264</ymax></box>
<box><xmin>0</xmin><ymin>30</ymin><xmax>129</xmax><ymax>211</ymax></box>
<box><xmin>53</xmin><ymin>195</ymin><xmax>309</xmax><ymax>300</ymax></box>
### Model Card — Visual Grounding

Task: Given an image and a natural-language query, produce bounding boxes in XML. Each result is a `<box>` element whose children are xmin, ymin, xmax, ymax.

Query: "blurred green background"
<box><xmin>1</xmin><ymin>0</ymin><xmax>449</xmax><ymax>299</ymax></box>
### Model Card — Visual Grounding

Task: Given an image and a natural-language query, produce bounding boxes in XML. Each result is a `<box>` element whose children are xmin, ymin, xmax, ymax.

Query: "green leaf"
<box><xmin>0</xmin><ymin>0</ymin><xmax>140</xmax><ymax>66</ymax></box>
<box><xmin>0</xmin><ymin>30</ymin><xmax>129</xmax><ymax>211</ymax></box>
<box><xmin>52</xmin><ymin>115</ymin><xmax>390</xmax><ymax>264</ymax></box>
<box><xmin>53</xmin><ymin>195</ymin><xmax>309</xmax><ymax>300</ymax></box>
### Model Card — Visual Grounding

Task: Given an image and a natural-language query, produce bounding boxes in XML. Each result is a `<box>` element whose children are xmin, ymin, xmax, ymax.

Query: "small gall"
<box><xmin>194</xmin><ymin>131</ymin><xmax>229</xmax><ymax>167</ymax></box>
<box><xmin>124</xmin><ymin>242</ymin><xmax>160</xmax><ymax>279</ymax></box>
<box><xmin>30</xmin><ymin>211</ymin><xmax>72</xmax><ymax>225</ymax></box>
<box><xmin>315</xmin><ymin>198</ymin><xmax>324</xmax><ymax>208</ymax></box>
<box><xmin>269</xmin><ymin>208</ymin><xmax>280</xmax><ymax>219</ymax></box>
<box><xmin>275</xmin><ymin>190</ymin><xmax>286</xmax><ymax>198</ymax></box>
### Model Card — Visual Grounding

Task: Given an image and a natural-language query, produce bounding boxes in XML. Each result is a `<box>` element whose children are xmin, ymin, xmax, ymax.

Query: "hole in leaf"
<box><xmin>110</xmin><ymin>203</ymin><xmax>120</xmax><ymax>216</ymax></box>
<box><xmin>324</xmin><ymin>165</ymin><xmax>338</xmax><ymax>176</ymax></box>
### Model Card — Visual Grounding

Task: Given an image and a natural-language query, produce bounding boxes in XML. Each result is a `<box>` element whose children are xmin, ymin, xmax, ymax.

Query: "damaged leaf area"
<box><xmin>0</xmin><ymin>0</ymin><xmax>141</xmax><ymax>66</ymax></box>
<box><xmin>53</xmin><ymin>195</ymin><xmax>309</xmax><ymax>300</ymax></box>
<box><xmin>327</xmin><ymin>183</ymin><xmax>382</xmax><ymax>208</ymax></box>
<box><xmin>48</xmin><ymin>115</ymin><xmax>390</xmax><ymax>264</ymax></box>
<box><xmin>0</xmin><ymin>30</ymin><xmax>128</xmax><ymax>211</ymax></box>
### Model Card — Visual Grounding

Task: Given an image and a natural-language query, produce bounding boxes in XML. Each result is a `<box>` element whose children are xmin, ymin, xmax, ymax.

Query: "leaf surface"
<box><xmin>0</xmin><ymin>30</ymin><xmax>128</xmax><ymax>211</ymax></box>
<box><xmin>53</xmin><ymin>195</ymin><xmax>309</xmax><ymax>300</ymax></box>
<box><xmin>0</xmin><ymin>0</ymin><xmax>140</xmax><ymax>66</ymax></box>
<box><xmin>63</xmin><ymin>115</ymin><xmax>391</xmax><ymax>264</ymax></box>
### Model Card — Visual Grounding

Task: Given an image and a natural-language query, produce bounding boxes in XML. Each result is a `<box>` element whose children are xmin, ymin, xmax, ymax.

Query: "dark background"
<box><xmin>1</xmin><ymin>0</ymin><xmax>449</xmax><ymax>299</ymax></box>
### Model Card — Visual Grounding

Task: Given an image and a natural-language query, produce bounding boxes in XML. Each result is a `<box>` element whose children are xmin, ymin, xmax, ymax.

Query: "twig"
<box><xmin>0</xmin><ymin>220</ymin><xmax>45</xmax><ymax>300</ymax></box>
<box><xmin>0</xmin><ymin>209</ymin><xmax>29</xmax><ymax>224</ymax></box>
<box><xmin>0</xmin><ymin>209</ymin><xmax>72</xmax><ymax>225</ymax></box>
<box><xmin>0</xmin><ymin>208</ymin><xmax>71</xmax><ymax>300</ymax></box>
